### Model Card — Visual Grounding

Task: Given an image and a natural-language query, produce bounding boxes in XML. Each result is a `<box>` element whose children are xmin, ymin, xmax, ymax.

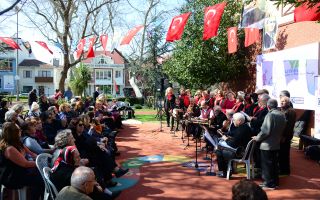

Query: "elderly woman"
<box><xmin>10</xmin><ymin>104</ymin><xmax>25</xmax><ymax>125</ymax></box>
<box><xmin>221</xmin><ymin>91</ymin><xmax>236</xmax><ymax>113</ymax></box>
<box><xmin>0</xmin><ymin>122</ymin><xmax>44</xmax><ymax>198</ymax></box>
<box><xmin>21</xmin><ymin>119</ymin><xmax>54</xmax><ymax>154</ymax></box>
<box><xmin>27</xmin><ymin>102</ymin><xmax>41</xmax><ymax>118</ymax></box>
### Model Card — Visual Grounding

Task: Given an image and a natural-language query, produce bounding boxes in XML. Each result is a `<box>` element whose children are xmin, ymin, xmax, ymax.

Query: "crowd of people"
<box><xmin>0</xmin><ymin>87</ymin><xmax>130</xmax><ymax>199</ymax></box>
<box><xmin>164</xmin><ymin>87</ymin><xmax>296</xmax><ymax>190</ymax></box>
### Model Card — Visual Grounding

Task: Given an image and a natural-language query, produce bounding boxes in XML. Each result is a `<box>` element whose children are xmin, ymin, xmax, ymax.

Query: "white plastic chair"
<box><xmin>226</xmin><ymin>139</ymin><xmax>256</xmax><ymax>180</ymax></box>
<box><xmin>0</xmin><ymin>185</ymin><xmax>27</xmax><ymax>200</ymax></box>
<box><xmin>43</xmin><ymin>167</ymin><xmax>59</xmax><ymax>199</ymax></box>
<box><xmin>35</xmin><ymin>153</ymin><xmax>52</xmax><ymax>200</ymax></box>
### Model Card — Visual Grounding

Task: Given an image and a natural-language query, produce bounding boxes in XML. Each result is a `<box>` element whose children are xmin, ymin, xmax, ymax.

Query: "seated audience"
<box><xmin>0</xmin><ymin>122</ymin><xmax>44</xmax><ymax>199</ymax></box>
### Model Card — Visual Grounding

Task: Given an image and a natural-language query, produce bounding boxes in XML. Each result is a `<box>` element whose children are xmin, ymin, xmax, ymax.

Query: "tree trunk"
<box><xmin>59</xmin><ymin>63</ymin><xmax>69</xmax><ymax>94</ymax></box>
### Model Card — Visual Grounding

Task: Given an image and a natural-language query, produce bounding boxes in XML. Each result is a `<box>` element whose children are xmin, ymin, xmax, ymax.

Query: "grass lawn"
<box><xmin>135</xmin><ymin>114</ymin><xmax>159</xmax><ymax>122</ymax></box>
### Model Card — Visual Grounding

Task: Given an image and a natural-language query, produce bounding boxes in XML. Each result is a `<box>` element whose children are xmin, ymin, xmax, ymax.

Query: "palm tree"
<box><xmin>69</xmin><ymin>63</ymin><xmax>92</xmax><ymax>97</ymax></box>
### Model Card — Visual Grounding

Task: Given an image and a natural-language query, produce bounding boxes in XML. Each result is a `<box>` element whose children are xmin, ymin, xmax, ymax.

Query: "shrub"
<box><xmin>134</xmin><ymin>104</ymin><xmax>142</xmax><ymax>109</ymax></box>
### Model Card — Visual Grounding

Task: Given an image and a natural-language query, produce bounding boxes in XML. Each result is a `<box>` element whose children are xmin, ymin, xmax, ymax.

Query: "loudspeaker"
<box><xmin>160</xmin><ymin>78</ymin><xmax>165</xmax><ymax>93</ymax></box>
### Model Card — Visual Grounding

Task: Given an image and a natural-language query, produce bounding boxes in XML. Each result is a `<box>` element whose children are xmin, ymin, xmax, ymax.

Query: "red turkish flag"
<box><xmin>35</xmin><ymin>41</ymin><xmax>53</xmax><ymax>54</ymax></box>
<box><xmin>227</xmin><ymin>27</ymin><xmax>238</xmax><ymax>53</ymax></box>
<box><xmin>244</xmin><ymin>28</ymin><xmax>260</xmax><ymax>47</ymax></box>
<box><xmin>100</xmin><ymin>34</ymin><xmax>108</xmax><ymax>54</ymax></box>
<box><xmin>0</xmin><ymin>37</ymin><xmax>20</xmax><ymax>50</ymax></box>
<box><xmin>75</xmin><ymin>39</ymin><xmax>86</xmax><ymax>59</ymax></box>
<box><xmin>166</xmin><ymin>12</ymin><xmax>191</xmax><ymax>42</ymax></box>
<box><xmin>87</xmin><ymin>37</ymin><xmax>96</xmax><ymax>58</ymax></box>
<box><xmin>120</xmin><ymin>25</ymin><xmax>144</xmax><ymax>45</ymax></box>
<box><xmin>294</xmin><ymin>3</ymin><xmax>320</xmax><ymax>22</ymax></box>
<box><xmin>203</xmin><ymin>2</ymin><xmax>227</xmax><ymax>40</ymax></box>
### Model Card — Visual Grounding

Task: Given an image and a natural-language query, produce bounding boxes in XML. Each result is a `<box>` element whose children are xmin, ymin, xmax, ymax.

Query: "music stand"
<box><xmin>152</xmin><ymin>95</ymin><xmax>165</xmax><ymax>132</ymax></box>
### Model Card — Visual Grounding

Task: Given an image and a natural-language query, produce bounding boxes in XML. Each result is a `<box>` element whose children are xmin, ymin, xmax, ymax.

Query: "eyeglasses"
<box><xmin>78</xmin><ymin>123</ymin><xmax>84</xmax><ymax>127</ymax></box>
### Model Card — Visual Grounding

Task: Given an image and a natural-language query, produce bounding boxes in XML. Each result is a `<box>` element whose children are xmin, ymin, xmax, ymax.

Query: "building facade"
<box><xmin>82</xmin><ymin>49</ymin><xmax>129</xmax><ymax>97</ymax></box>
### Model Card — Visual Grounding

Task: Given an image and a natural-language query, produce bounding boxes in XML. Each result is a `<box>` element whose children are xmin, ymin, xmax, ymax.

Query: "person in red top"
<box><xmin>179</xmin><ymin>88</ymin><xmax>190</xmax><ymax>109</ymax></box>
<box><xmin>194</xmin><ymin>90</ymin><xmax>202</xmax><ymax>105</ymax></box>
<box><xmin>54</xmin><ymin>89</ymin><xmax>63</xmax><ymax>100</ymax></box>
<box><xmin>232</xmin><ymin>91</ymin><xmax>245</xmax><ymax>113</ymax></box>
<box><xmin>221</xmin><ymin>91</ymin><xmax>236</xmax><ymax>113</ymax></box>
<box><xmin>208</xmin><ymin>91</ymin><xmax>216</xmax><ymax>109</ymax></box>
<box><xmin>214</xmin><ymin>90</ymin><xmax>224</xmax><ymax>107</ymax></box>
<box><xmin>164</xmin><ymin>87</ymin><xmax>176</xmax><ymax>127</ymax></box>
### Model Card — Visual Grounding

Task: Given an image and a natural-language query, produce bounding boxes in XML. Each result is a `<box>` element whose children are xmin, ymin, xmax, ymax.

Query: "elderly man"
<box><xmin>279</xmin><ymin>96</ymin><xmax>296</xmax><ymax>175</ymax></box>
<box><xmin>210</xmin><ymin>112</ymin><xmax>253</xmax><ymax>178</ymax></box>
<box><xmin>56</xmin><ymin>166</ymin><xmax>96</xmax><ymax>200</ymax></box>
<box><xmin>253</xmin><ymin>99</ymin><xmax>286</xmax><ymax>190</ymax></box>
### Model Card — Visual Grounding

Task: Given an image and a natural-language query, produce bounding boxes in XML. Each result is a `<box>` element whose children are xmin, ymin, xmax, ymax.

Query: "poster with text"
<box><xmin>256</xmin><ymin>42</ymin><xmax>319</xmax><ymax>110</ymax></box>
<box><xmin>3</xmin><ymin>75</ymin><xmax>14</xmax><ymax>90</ymax></box>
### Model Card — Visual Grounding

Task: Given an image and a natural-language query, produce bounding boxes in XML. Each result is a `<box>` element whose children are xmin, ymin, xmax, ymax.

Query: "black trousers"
<box><xmin>165</xmin><ymin>110</ymin><xmax>171</xmax><ymax>126</ymax></box>
<box><xmin>279</xmin><ymin>140</ymin><xmax>291</xmax><ymax>175</ymax></box>
<box><xmin>216</xmin><ymin>149</ymin><xmax>236</xmax><ymax>174</ymax></box>
<box><xmin>260</xmin><ymin>150</ymin><xmax>279</xmax><ymax>187</ymax></box>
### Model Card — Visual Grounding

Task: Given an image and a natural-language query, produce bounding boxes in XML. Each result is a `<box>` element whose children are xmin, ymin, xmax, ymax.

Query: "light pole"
<box><xmin>15</xmin><ymin>6</ymin><xmax>20</xmax><ymax>101</ymax></box>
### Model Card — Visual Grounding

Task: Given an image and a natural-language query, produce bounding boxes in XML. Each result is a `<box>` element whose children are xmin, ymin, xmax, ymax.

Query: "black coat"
<box><xmin>226</xmin><ymin>123</ymin><xmax>253</xmax><ymax>149</ymax></box>
<box><xmin>164</xmin><ymin>95</ymin><xmax>175</xmax><ymax>111</ymax></box>
<box><xmin>28</xmin><ymin>91</ymin><xmax>38</xmax><ymax>106</ymax></box>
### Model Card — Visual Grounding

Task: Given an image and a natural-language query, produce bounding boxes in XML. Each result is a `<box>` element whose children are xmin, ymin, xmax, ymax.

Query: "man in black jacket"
<box><xmin>28</xmin><ymin>89</ymin><xmax>38</xmax><ymax>108</ymax></box>
<box><xmin>215</xmin><ymin>112</ymin><xmax>253</xmax><ymax>177</ymax></box>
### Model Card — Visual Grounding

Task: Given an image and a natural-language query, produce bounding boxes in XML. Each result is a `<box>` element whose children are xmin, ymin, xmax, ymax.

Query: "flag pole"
<box><xmin>15</xmin><ymin>6</ymin><xmax>20</xmax><ymax>101</ymax></box>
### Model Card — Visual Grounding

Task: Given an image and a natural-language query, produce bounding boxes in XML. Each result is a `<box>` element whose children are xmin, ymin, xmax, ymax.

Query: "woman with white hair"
<box><xmin>27</xmin><ymin>102</ymin><xmax>41</xmax><ymax>118</ymax></box>
<box><xmin>10</xmin><ymin>104</ymin><xmax>25</xmax><ymax>125</ymax></box>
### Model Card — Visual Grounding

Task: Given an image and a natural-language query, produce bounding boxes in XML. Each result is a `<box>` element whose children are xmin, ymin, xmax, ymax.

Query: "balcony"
<box><xmin>35</xmin><ymin>77</ymin><xmax>53</xmax><ymax>83</ymax></box>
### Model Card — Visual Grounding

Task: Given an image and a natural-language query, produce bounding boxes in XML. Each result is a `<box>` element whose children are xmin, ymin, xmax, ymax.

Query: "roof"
<box><xmin>19</xmin><ymin>59</ymin><xmax>46</xmax><ymax>67</ymax></box>
<box><xmin>82</xmin><ymin>49</ymin><xmax>125</xmax><ymax>64</ymax></box>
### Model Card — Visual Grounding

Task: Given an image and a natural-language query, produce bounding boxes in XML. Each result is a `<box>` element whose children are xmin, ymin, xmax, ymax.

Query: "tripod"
<box><xmin>153</xmin><ymin>95</ymin><xmax>165</xmax><ymax>132</ymax></box>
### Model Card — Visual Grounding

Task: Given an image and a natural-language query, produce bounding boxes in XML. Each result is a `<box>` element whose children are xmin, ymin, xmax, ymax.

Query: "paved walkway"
<box><xmin>115</xmin><ymin>122</ymin><xmax>320</xmax><ymax>200</ymax></box>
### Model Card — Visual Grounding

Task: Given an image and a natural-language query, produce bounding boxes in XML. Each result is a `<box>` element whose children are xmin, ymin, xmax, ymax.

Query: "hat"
<box><xmin>31</xmin><ymin>102</ymin><xmax>40</xmax><ymax>111</ymax></box>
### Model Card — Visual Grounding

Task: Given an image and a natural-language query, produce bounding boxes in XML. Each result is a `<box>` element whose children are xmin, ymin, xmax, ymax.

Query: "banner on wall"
<box><xmin>3</xmin><ymin>75</ymin><xmax>14</xmax><ymax>90</ymax></box>
<box><xmin>241</xmin><ymin>0</ymin><xmax>266</xmax><ymax>29</ymax></box>
<box><xmin>314</xmin><ymin>76</ymin><xmax>320</xmax><ymax>139</ymax></box>
<box><xmin>256</xmin><ymin>42</ymin><xmax>320</xmax><ymax>110</ymax></box>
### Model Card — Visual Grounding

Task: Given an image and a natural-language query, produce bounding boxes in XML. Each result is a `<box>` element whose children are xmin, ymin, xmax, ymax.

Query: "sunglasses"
<box><xmin>78</xmin><ymin>123</ymin><xmax>84</xmax><ymax>126</ymax></box>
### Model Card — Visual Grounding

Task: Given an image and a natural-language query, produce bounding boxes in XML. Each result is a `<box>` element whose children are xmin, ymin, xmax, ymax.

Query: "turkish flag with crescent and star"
<box><xmin>120</xmin><ymin>25</ymin><xmax>144</xmax><ymax>45</ymax></box>
<box><xmin>203</xmin><ymin>2</ymin><xmax>227</xmax><ymax>40</ymax></box>
<box><xmin>75</xmin><ymin>39</ymin><xmax>86</xmax><ymax>59</ymax></box>
<box><xmin>166</xmin><ymin>12</ymin><xmax>191</xmax><ymax>42</ymax></box>
<box><xmin>0</xmin><ymin>37</ymin><xmax>20</xmax><ymax>50</ymax></box>
<box><xmin>244</xmin><ymin>28</ymin><xmax>260</xmax><ymax>47</ymax></box>
<box><xmin>35</xmin><ymin>41</ymin><xmax>53</xmax><ymax>54</ymax></box>
<box><xmin>227</xmin><ymin>27</ymin><xmax>238</xmax><ymax>53</ymax></box>
<box><xmin>100</xmin><ymin>34</ymin><xmax>108</xmax><ymax>54</ymax></box>
<box><xmin>294</xmin><ymin>3</ymin><xmax>320</xmax><ymax>22</ymax></box>
<box><xmin>87</xmin><ymin>37</ymin><xmax>96</xmax><ymax>58</ymax></box>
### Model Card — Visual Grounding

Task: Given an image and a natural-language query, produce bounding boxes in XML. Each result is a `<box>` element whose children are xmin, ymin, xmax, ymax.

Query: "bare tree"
<box><xmin>23</xmin><ymin>0</ymin><xmax>119</xmax><ymax>93</ymax></box>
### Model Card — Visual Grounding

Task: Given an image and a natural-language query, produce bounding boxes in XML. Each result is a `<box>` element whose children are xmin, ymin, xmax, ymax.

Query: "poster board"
<box><xmin>256</xmin><ymin>42</ymin><xmax>320</xmax><ymax>110</ymax></box>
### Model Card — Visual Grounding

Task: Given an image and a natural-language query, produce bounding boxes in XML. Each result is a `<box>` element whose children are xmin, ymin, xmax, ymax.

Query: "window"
<box><xmin>38</xmin><ymin>70</ymin><xmax>51</xmax><ymax>77</ymax></box>
<box><xmin>115</xmin><ymin>71</ymin><xmax>121</xmax><ymax>78</ymax></box>
<box><xmin>95</xmin><ymin>70</ymin><xmax>111</xmax><ymax>80</ymax></box>
<box><xmin>97</xmin><ymin>57</ymin><xmax>112</xmax><ymax>64</ymax></box>
<box><xmin>23</xmin><ymin>70</ymin><xmax>32</xmax><ymax>78</ymax></box>
<box><xmin>0</xmin><ymin>58</ymin><xmax>14</xmax><ymax>71</ymax></box>
<box><xmin>22</xmin><ymin>86</ymin><xmax>33</xmax><ymax>93</ymax></box>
